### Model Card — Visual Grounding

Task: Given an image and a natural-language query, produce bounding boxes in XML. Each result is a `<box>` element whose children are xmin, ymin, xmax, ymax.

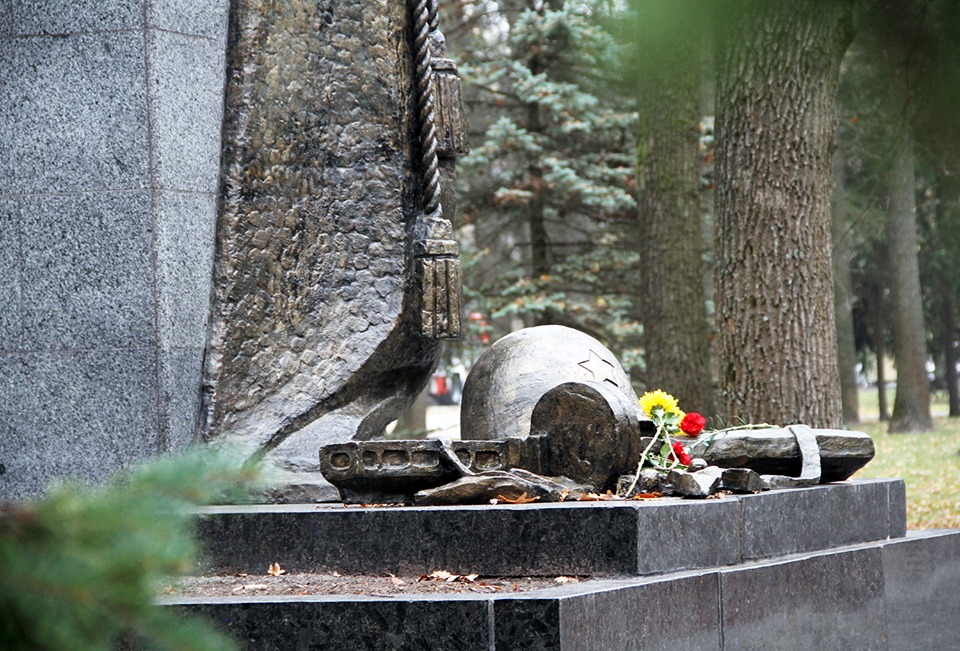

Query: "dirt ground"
<box><xmin>168</xmin><ymin>570</ymin><xmax>585</xmax><ymax>598</ymax></box>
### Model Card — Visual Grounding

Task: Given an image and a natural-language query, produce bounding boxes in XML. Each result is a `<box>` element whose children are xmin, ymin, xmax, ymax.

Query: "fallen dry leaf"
<box><xmin>555</xmin><ymin>576</ymin><xmax>580</xmax><ymax>584</ymax></box>
<box><xmin>233</xmin><ymin>583</ymin><xmax>269</xmax><ymax>592</ymax></box>
<box><xmin>387</xmin><ymin>573</ymin><xmax>405</xmax><ymax>589</ymax></box>
<box><xmin>577</xmin><ymin>491</ymin><xmax>624</xmax><ymax>502</ymax></box>
<box><xmin>559</xmin><ymin>488</ymin><xmax>570</xmax><ymax>501</ymax></box>
<box><xmin>497</xmin><ymin>491</ymin><xmax>540</xmax><ymax>504</ymax></box>
<box><xmin>268</xmin><ymin>562</ymin><xmax>286</xmax><ymax>577</ymax></box>
<box><xmin>418</xmin><ymin>570</ymin><xmax>481</xmax><ymax>584</ymax></box>
<box><xmin>630</xmin><ymin>492</ymin><xmax>663</xmax><ymax>500</ymax></box>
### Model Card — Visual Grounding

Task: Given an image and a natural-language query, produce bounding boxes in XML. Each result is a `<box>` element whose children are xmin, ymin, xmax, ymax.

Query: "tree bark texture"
<box><xmin>636</xmin><ymin>12</ymin><xmax>715</xmax><ymax>416</ymax></box>
<box><xmin>885</xmin><ymin>134</ymin><xmax>933</xmax><ymax>432</ymax></box>
<box><xmin>940</xmin><ymin>277</ymin><xmax>960</xmax><ymax>417</ymax></box>
<box><xmin>714</xmin><ymin>0</ymin><xmax>853</xmax><ymax>427</ymax></box>
<box><xmin>831</xmin><ymin>155</ymin><xmax>859</xmax><ymax>424</ymax></box>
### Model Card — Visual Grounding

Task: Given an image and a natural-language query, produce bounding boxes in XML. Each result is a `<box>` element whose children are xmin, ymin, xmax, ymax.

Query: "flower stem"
<box><xmin>625</xmin><ymin>420</ymin><xmax>665</xmax><ymax>495</ymax></box>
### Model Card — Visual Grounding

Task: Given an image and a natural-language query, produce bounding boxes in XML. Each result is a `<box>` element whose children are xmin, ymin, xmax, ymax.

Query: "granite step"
<box><xmin>166</xmin><ymin>530</ymin><xmax>960</xmax><ymax>650</ymax></box>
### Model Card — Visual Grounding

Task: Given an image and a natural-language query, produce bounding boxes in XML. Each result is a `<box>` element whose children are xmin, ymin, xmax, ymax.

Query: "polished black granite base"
<box><xmin>167</xmin><ymin>480</ymin><xmax>960</xmax><ymax>650</ymax></box>
<box><xmin>194</xmin><ymin>479</ymin><xmax>904</xmax><ymax>577</ymax></box>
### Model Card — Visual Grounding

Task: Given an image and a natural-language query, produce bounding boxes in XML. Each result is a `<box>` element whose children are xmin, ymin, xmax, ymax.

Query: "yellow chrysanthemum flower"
<box><xmin>639</xmin><ymin>389</ymin><xmax>680</xmax><ymax>417</ymax></box>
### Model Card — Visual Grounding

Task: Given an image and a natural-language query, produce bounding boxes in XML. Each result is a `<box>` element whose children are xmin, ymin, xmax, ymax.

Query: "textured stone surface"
<box><xmin>688</xmin><ymin>427</ymin><xmax>875</xmax><ymax>481</ymax></box>
<box><xmin>883</xmin><ymin>530</ymin><xmax>960</xmax><ymax>650</ymax></box>
<box><xmin>721</xmin><ymin>547</ymin><xmax>887</xmax><ymax>650</ymax></box>
<box><xmin>559</xmin><ymin>574</ymin><xmax>722</xmax><ymax>651</ymax></box>
<box><xmin>634</xmin><ymin>498</ymin><xmax>740</xmax><ymax>574</ymax></box>
<box><xmin>461</xmin><ymin>326</ymin><xmax>647</xmax><ymax>442</ymax></box>
<box><xmin>158</xmin><ymin>347</ymin><xmax>206</xmax><ymax>451</ymax></box>
<box><xmin>0</xmin><ymin>31</ymin><xmax>148</xmax><ymax>194</ymax></box>
<box><xmin>667</xmin><ymin>467</ymin><xmax>722</xmax><ymax>498</ymax></box>
<box><xmin>177</xmin><ymin>598</ymin><xmax>490</xmax><ymax>651</ymax></box>
<box><xmin>739</xmin><ymin>480</ymin><xmax>896</xmax><ymax>560</ymax></box>
<box><xmin>148</xmin><ymin>29</ymin><xmax>227</xmax><ymax>192</ymax></box>
<box><xmin>202</xmin><ymin>0</ymin><xmax>444</xmax><ymax>468</ymax></box>
<box><xmin>0</xmin><ymin>198</ymin><xmax>21</xmax><ymax>349</ymax></box>
<box><xmin>154</xmin><ymin>191</ymin><xmax>219</xmax><ymax>349</ymax></box>
<box><xmin>0</xmin><ymin>350</ymin><xmax>159</xmax><ymax>501</ymax></box>
<box><xmin>147</xmin><ymin>0</ymin><xmax>229</xmax><ymax>40</ymax></box>
<box><xmin>719</xmin><ymin>467</ymin><xmax>763</xmax><ymax>493</ymax></box>
<box><xmin>531</xmin><ymin>381</ymin><xmax>640</xmax><ymax>490</ymax></box>
<box><xmin>0</xmin><ymin>0</ymin><xmax>228</xmax><ymax>498</ymax></box>
<box><xmin>18</xmin><ymin>192</ymin><xmax>155</xmax><ymax>350</ymax></box>
<box><xmin>9</xmin><ymin>0</ymin><xmax>143</xmax><ymax>35</ymax></box>
<box><xmin>414</xmin><ymin>469</ymin><xmax>588</xmax><ymax>506</ymax></box>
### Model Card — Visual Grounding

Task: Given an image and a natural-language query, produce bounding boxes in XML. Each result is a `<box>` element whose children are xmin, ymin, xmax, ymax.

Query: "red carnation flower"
<box><xmin>671</xmin><ymin>441</ymin><xmax>693</xmax><ymax>466</ymax></box>
<box><xmin>679</xmin><ymin>412</ymin><xmax>706</xmax><ymax>437</ymax></box>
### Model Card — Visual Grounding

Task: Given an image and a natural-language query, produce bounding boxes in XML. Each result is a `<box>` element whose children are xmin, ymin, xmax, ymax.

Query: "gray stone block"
<box><xmin>195</xmin><ymin>482</ymin><xmax>907</xmax><ymax>579</ymax></box>
<box><xmin>883</xmin><ymin>530</ymin><xmax>960</xmax><ymax>650</ymax></box>
<box><xmin>0</xmin><ymin>198</ymin><xmax>22</xmax><ymax>350</ymax></box>
<box><xmin>18</xmin><ymin>192</ymin><xmax>155</xmax><ymax>350</ymax></box>
<box><xmin>887</xmin><ymin>478</ymin><xmax>907</xmax><ymax>538</ymax></box>
<box><xmin>493</xmin><ymin>599</ymin><xmax>560</xmax><ymax>650</ymax></box>
<box><xmin>739</xmin><ymin>480</ymin><xmax>893</xmax><ymax>560</ymax></box>
<box><xmin>9</xmin><ymin>0</ymin><xmax>143</xmax><ymax>36</ymax></box>
<box><xmin>558</xmin><ymin>574</ymin><xmax>721</xmax><ymax>651</ymax></box>
<box><xmin>0</xmin><ymin>32</ymin><xmax>148</xmax><ymax>194</ymax></box>
<box><xmin>158</xmin><ymin>346</ymin><xmax>204</xmax><ymax>452</ymax></box>
<box><xmin>154</xmin><ymin>191</ymin><xmax>218</xmax><ymax>349</ymax></box>
<box><xmin>720</xmin><ymin>546</ymin><xmax>887</xmax><ymax>650</ymax></box>
<box><xmin>1</xmin><ymin>3</ymin><xmax>12</xmax><ymax>37</ymax></box>
<box><xmin>147</xmin><ymin>0</ymin><xmax>229</xmax><ymax>41</ymax></box>
<box><xmin>635</xmin><ymin>498</ymin><xmax>740</xmax><ymax>574</ymax></box>
<box><xmin>197</xmin><ymin>502</ymin><xmax>642</xmax><ymax>577</ymax></box>
<box><xmin>0</xmin><ymin>349</ymin><xmax>159</xmax><ymax>501</ymax></box>
<box><xmin>147</xmin><ymin>29</ymin><xmax>227</xmax><ymax>193</ymax></box>
<box><xmin>177</xmin><ymin>598</ymin><xmax>491</xmax><ymax>651</ymax></box>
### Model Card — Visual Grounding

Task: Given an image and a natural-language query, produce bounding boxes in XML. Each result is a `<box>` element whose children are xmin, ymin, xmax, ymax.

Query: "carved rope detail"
<box><xmin>409</xmin><ymin>0</ymin><xmax>463</xmax><ymax>339</ymax></box>
<box><xmin>411</xmin><ymin>0</ymin><xmax>443</xmax><ymax>217</ymax></box>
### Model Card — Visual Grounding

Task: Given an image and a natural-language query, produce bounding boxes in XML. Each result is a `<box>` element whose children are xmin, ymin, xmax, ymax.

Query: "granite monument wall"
<box><xmin>0</xmin><ymin>1</ymin><xmax>230</xmax><ymax>500</ymax></box>
<box><xmin>0</xmin><ymin>0</ymin><xmax>464</xmax><ymax>501</ymax></box>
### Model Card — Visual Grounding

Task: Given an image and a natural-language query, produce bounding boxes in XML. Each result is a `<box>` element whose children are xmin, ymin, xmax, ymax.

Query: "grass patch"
<box><xmin>854</xmin><ymin>416</ymin><xmax>960</xmax><ymax>529</ymax></box>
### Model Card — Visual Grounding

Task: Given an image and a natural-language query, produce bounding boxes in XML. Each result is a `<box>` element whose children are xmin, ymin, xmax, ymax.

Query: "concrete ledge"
<box><xmin>168</xmin><ymin>530</ymin><xmax>960</xmax><ymax>650</ymax></box>
<box><xmin>196</xmin><ymin>479</ymin><xmax>906</xmax><ymax>577</ymax></box>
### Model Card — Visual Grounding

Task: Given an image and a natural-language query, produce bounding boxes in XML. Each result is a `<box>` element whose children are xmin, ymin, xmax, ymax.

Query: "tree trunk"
<box><xmin>714</xmin><ymin>0</ymin><xmax>853</xmax><ymax>427</ymax></box>
<box><xmin>876</xmin><ymin>348</ymin><xmax>890</xmax><ymax>421</ymax></box>
<box><xmin>940</xmin><ymin>277</ymin><xmax>960</xmax><ymax>417</ymax></box>
<box><xmin>635</xmin><ymin>2</ymin><xmax>715</xmax><ymax>415</ymax></box>
<box><xmin>831</xmin><ymin>154</ymin><xmax>859</xmax><ymax>425</ymax></box>
<box><xmin>886</xmin><ymin>133</ymin><xmax>933</xmax><ymax>433</ymax></box>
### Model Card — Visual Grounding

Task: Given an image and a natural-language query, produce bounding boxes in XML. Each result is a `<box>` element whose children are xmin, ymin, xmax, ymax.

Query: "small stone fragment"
<box><xmin>616</xmin><ymin>469</ymin><xmax>665</xmax><ymax>497</ymax></box>
<box><xmin>413</xmin><ymin>469</ymin><xmax>589</xmax><ymax>506</ymax></box>
<box><xmin>688</xmin><ymin>458</ymin><xmax>708</xmax><ymax>471</ymax></box>
<box><xmin>719</xmin><ymin>468</ymin><xmax>763</xmax><ymax>493</ymax></box>
<box><xmin>667</xmin><ymin>467</ymin><xmax>721</xmax><ymax>498</ymax></box>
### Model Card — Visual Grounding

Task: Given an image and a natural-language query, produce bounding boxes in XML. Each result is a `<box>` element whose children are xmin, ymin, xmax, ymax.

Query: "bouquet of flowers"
<box><xmin>625</xmin><ymin>389</ymin><xmax>705</xmax><ymax>494</ymax></box>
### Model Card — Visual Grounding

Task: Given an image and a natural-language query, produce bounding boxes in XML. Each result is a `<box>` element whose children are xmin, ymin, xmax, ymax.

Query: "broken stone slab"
<box><xmin>687</xmin><ymin>426</ymin><xmax>874</xmax><ymax>482</ymax></box>
<box><xmin>719</xmin><ymin>468</ymin><xmax>763</xmax><ymax>494</ymax></box>
<box><xmin>616</xmin><ymin>469</ymin><xmax>666</xmax><ymax>497</ymax></box>
<box><xmin>667</xmin><ymin>467</ymin><xmax>722</xmax><ymax>498</ymax></box>
<box><xmin>414</xmin><ymin>469</ymin><xmax>591</xmax><ymax>506</ymax></box>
